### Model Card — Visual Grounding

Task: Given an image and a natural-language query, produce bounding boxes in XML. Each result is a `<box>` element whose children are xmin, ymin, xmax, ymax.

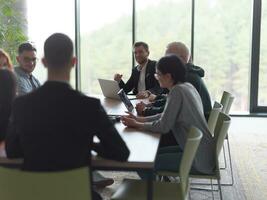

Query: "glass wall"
<box><xmin>136</xmin><ymin>0</ymin><xmax>191</xmax><ymax>61</ymax></box>
<box><xmin>194</xmin><ymin>0</ymin><xmax>252</xmax><ymax>112</ymax></box>
<box><xmin>26</xmin><ymin>0</ymin><xmax>76</xmax><ymax>87</ymax></box>
<box><xmin>258</xmin><ymin>0</ymin><xmax>267</xmax><ymax>106</ymax></box>
<box><xmin>79</xmin><ymin>0</ymin><xmax>132</xmax><ymax>95</ymax></box>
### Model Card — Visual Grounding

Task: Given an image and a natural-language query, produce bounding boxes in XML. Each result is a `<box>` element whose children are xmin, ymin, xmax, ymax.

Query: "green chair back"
<box><xmin>220</xmin><ymin>91</ymin><xmax>232</xmax><ymax>113</ymax></box>
<box><xmin>0</xmin><ymin>166</ymin><xmax>91</xmax><ymax>200</ymax></box>
<box><xmin>208</xmin><ymin>101</ymin><xmax>223</xmax><ymax>135</ymax></box>
<box><xmin>179</xmin><ymin>127</ymin><xmax>203</xmax><ymax>196</ymax></box>
<box><xmin>214</xmin><ymin>112</ymin><xmax>231</xmax><ymax>157</ymax></box>
<box><xmin>224</xmin><ymin>96</ymin><xmax>234</xmax><ymax>115</ymax></box>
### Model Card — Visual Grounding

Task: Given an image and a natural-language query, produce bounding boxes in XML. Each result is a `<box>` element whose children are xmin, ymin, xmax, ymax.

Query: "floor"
<box><xmin>97</xmin><ymin>117</ymin><xmax>267</xmax><ymax>200</ymax></box>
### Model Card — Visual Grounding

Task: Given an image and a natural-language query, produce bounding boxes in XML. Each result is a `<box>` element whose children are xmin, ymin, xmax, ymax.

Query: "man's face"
<box><xmin>17</xmin><ymin>50</ymin><xmax>37</xmax><ymax>74</ymax></box>
<box><xmin>134</xmin><ymin>46</ymin><xmax>149</xmax><ymax>65</ymax></box>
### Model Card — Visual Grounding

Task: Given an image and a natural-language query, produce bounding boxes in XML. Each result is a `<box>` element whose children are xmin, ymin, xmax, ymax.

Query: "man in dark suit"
<box><xmin>114</xmin><ymin>42</ymin><xmax>161</xmax><ymax>99</ymax></box>
<box><xmin>5</xmin><ymin>33</ymin><xmax>130</xmax><ymax>200</ymax></box>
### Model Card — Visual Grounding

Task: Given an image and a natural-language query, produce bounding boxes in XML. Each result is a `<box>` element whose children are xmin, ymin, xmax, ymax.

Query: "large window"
<box><xmin>80</xmin><ymin>0</ymin><xmax>132</xmax><ymax>95</ymax></box>
<box><xmin>258</xmin><ymin>0</ymin><xmax>267</xmax><ymax>106</ymax></box>
<box><xmin>26</xmin><ymin>0</ymin><xmax>76</xmax><ymax>87</ymax></box>
<box><xmin>3</xmin><ymin>0</ymin><xmax>267</xmax><ymax>114</ymax></box>
<box><xmin>136</xmin><ymin>0</ymin><xmax>191</xmax><ymax>61</ymax></box>
<box><xmin>194</xmin><ymin>0</ymin><xmax>252</xmax><ymax>113</ymax></box>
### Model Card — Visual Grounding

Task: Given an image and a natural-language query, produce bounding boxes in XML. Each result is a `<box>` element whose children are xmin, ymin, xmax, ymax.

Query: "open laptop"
<box><xmin>117</xmin><ymin>89</ymin><xmax>134</xmax><ymax>112</ymax></box>
<box><xmin>98</xmin><ymin>78</ymin><xmax>121</xmax><ymax>100</ymax></box>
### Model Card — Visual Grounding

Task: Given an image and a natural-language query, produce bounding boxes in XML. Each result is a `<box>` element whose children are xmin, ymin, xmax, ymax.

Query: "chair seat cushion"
<box><xmin>155</xmin><ymin>152</ymin><xmax>182</xmax><ymax>172</ymax></box>
<box><xmin>155</xmin><ymin>151</ymin><xmax>217</xmax><ymax>176</ymax></box>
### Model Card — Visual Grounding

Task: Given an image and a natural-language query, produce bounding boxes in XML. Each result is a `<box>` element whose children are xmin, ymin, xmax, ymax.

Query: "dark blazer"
<box><xmin>0</xmin><ymin>106</ymin><xmax>11</xmax><ymax>142</ymax></box>
<box><xmin>119</xmin><ymin>59</ymin><xmax>162</xmax><ymax>95</ymax></box>
<box><xmin>5</xmin><ymin>81</ymin><xmax>130</xmax><ymax>171</ymax></box>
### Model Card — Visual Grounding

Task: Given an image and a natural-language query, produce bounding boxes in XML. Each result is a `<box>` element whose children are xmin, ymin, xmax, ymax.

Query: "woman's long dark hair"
<box><xmin>0</xmin><ymin>69</ymin><xmax>16</xmax><ymax>141</ymax></box>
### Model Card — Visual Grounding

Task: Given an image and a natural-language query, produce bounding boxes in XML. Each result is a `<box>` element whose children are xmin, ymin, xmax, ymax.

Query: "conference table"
<box><xmin>0</xmin><ymin>95</ymin><xmax>161</xmax><ymax>200</ymax></box>
<box><xmin>92</xmin><ymin>95</ymin><xmax>160</xmax><ymax>168</ymax></box>
<box><xmin>92</xmin><ymin>95</ymin><xmax>161</xmax><ymax>200</ymax></box>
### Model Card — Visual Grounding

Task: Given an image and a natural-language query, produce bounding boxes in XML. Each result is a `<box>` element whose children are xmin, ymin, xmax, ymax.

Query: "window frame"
<box><xmin>75</xmin><ymin>0</ymin><xmax>267</xmax><ymax>114</ymax></box>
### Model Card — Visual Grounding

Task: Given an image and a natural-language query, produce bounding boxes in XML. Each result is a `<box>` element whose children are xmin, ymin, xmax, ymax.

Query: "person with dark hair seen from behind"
<box><xmin>114</xmin><ymin>41</ymin><xmax>162</xmax><ymax>99</ymax></box>
<box><xmin>0</xmin><ymin>69</ymin><xmax>16</xmax><ymax>143</ymax></box>
<box><xmin>0</xmin><ymin>49</ymin><xmax>13</xmax><ymax>70</ymax></box>
<box><xmin>14</xmin><ymin>42</ymin><xmax>41</xmax><ymax>96</ymax></box>
<box><xmin>136</xmin><ymin>42</ymin><xmax>212</xmax><ymax>120</ymax></box>
<box><xmin>121</xmin><ymin>55</ymin><xmax>215</xmax><ymax>176</ymax></box>
<box><xmin>5</xmin><ymin>33</ymin><xmax>130</xmax><ymax>200</ymax></box>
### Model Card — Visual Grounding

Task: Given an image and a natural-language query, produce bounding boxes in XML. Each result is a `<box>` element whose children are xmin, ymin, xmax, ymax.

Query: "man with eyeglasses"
<box><xmin>14</xmin><ymin>42</ymin><xmax>41</xmax><ymax>96</ymax></box>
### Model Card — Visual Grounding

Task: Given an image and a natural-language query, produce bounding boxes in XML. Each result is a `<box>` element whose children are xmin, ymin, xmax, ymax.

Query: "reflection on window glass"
<box><xmin>194</xmin><ymin>0</ymin><xmax>251</xmax><ymax>112</ymax></box>
<box><xmin>258</xmin><ymin>0</ymin><xmax>267</xmax><ymax>106</ymax></box>
<box><xmin>80</xmin><ymin>0</ymin><xmax>132</xmax><ymax>95</ymax></box>
<box><xmin>26</xmin><ymin>0</ymin><xmax>76</xmax><ymax>87</ymax></box>
<box><xmin>136</xmin><ymin>0</ymin><xmax>191</xmax><ymax>61</ymax></box>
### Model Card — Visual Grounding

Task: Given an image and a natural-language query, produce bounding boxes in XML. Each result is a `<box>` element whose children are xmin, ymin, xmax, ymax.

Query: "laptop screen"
<box><xmin>117</xmin><ymin>89</ymin><xmax>134</xmax><ymax>112</ymax></box>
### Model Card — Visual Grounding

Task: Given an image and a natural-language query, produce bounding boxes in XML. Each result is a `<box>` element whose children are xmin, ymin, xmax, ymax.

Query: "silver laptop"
<box><xmin>98</xmin><ymin>78</ymin><xmax>121</xmax><ymax>100</ymax></box>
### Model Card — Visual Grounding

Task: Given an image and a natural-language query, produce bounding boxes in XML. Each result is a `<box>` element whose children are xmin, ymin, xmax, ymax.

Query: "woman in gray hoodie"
<box><xmin>121</xmin><ymin>55</ymin><xmax>215</xmax><ymax>175</ymax></box>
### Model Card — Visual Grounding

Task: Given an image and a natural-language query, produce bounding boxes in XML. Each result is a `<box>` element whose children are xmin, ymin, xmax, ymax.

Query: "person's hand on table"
<box><xmin>135</xmin><ymin>101</ymin><xmax>146</xmax><ymax>116</ymax></box>
<box><xmin>114</xmin><ymin>73</ymin><xmax>123</xmax><ymax>82</ymax></box>
<box><xmin>123</xmin><ymin>111</ymin><xmax>137</xmax><ymax>120</ymax></box>
<box><xmin>136</xmin><ymin>90</ymin><xmax>151</xmax><ymax>99</ymax></box>
<box><xmin>148</xmin><ymin>93</ymin><xmax>157</xmax><ymax>102</ymax></box>
<box><xmin>121</xmin><ymin>116</ymin><xmax>139</xmax><ymax>128</ymax></box>
<box><xmin>121</xmin><ymin>111</ymin><xmax>146</xmax><ymax>128</ymax></box>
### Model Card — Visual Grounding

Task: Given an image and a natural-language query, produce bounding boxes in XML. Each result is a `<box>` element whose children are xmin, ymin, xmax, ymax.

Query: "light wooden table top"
<box><xmin>90</xmin><ymin>95</ymin><xmax>160</xmax><ymax>170</ymax></box>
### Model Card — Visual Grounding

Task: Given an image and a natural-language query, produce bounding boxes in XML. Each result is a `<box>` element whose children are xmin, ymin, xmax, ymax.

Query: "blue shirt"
<box><xmin>14</xmin><ymin>66</ymin><xmax>41</xmax><ymax>96</ymax></box>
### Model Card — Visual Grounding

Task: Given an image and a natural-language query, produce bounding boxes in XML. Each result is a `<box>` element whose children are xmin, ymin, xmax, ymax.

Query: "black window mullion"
<box><xmin>132</xmin><ymin>0</ymin><xmax>136</xmax><ymax>69</ymax></box>
<box><xmin>191</xmin><ymin>0</ymin><xmax>195</xmax><ymax>62</ymax></box>
<box><xmin>250</xmin><ymin>0</ymin><xmax>262</xmax><ymax>112</ymax></box>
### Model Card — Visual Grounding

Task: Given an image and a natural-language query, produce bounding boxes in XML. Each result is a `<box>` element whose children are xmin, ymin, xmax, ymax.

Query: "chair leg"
<box><xmin>190</xmin><ymin>182</ymin><xmax>218</xmax><ymax>190</ymax></box>
<box><xmin>190</xmin><ymin>180</ymin><xmax>219</xmax><ymax>191</ymax></box>
<box><xmin>227</xmin><ymin>138</ymin><xmax>234</xmax><ymax>186</ymax></box>
<box><xmin>217</xmin><ymin>138</ymin><xmax>234</xmax><ymax>186</ymax></box>
<box><xmin>220</xmin><ymin>143</ymin><xmax>227</xmax><ymax>169</ymax></box>
<box><xmin>211</xmin><ymin>179</ymin><xmax>215</xmax><ymax>200</ymax></box>
<box><xmin>188</xmin><ymin>187</ymin><xmax>192</xmax><ymax>200</ymax></box>
<box><xmin>217</xmin><ymin>178</ymin><xmax>223</xmax><ymax>200</ymax></box>
<box><xmin>220</xmin><ymin>138</ymin><xmax>234</xmax><ymax>186</ymax></box>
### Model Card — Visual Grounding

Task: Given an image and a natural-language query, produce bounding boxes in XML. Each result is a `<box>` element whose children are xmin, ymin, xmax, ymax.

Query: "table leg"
<box><xmin>147</xmin><ymin>171</ymin><xmax>153</xmax><ymax>200</ymax></box>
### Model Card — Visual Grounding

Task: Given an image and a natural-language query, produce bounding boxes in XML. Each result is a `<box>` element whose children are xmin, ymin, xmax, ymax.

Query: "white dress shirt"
<box><xmin>137</xmin><ymin>61</ymin><xmax>148</xmax><ymax>92</ymax></box>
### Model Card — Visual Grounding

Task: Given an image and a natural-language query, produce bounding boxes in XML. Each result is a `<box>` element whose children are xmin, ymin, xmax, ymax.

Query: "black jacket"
<box><xmin>5</xmin><ymin>81</ymin><xmax>130</xmax><ymax>171</ymax></box>
<box><xmin>185</xmin><ymin>63</ymin><xmax>212</xmax><ymax>119</ymax></box>
<box><xmin>119</xmin><ymin>59</ymin><xmax>162</xmax><ymax>95</ymax></box>
<box><xmin>0</xmin><ymin>106</ymin><xmax>11</xmax><ymax>142</ymax></box>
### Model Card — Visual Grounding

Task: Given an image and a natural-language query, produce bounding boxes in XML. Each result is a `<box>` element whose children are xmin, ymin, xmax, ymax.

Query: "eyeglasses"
<box><xmin>23</xmin><ymin>57</ymin><xmax>38</xmax><ymax>63</ymax></box>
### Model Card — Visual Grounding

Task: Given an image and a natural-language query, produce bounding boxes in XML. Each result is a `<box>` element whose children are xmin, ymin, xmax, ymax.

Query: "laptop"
<box><xmin>98</xmin><ymin>78</ymin><xmax>121</xmax><ymax>100</ymax></box>
<box><xmin>117</xmin><ymin>89</ymin><xmax>134</xmax><ymax>112</ymax></box>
